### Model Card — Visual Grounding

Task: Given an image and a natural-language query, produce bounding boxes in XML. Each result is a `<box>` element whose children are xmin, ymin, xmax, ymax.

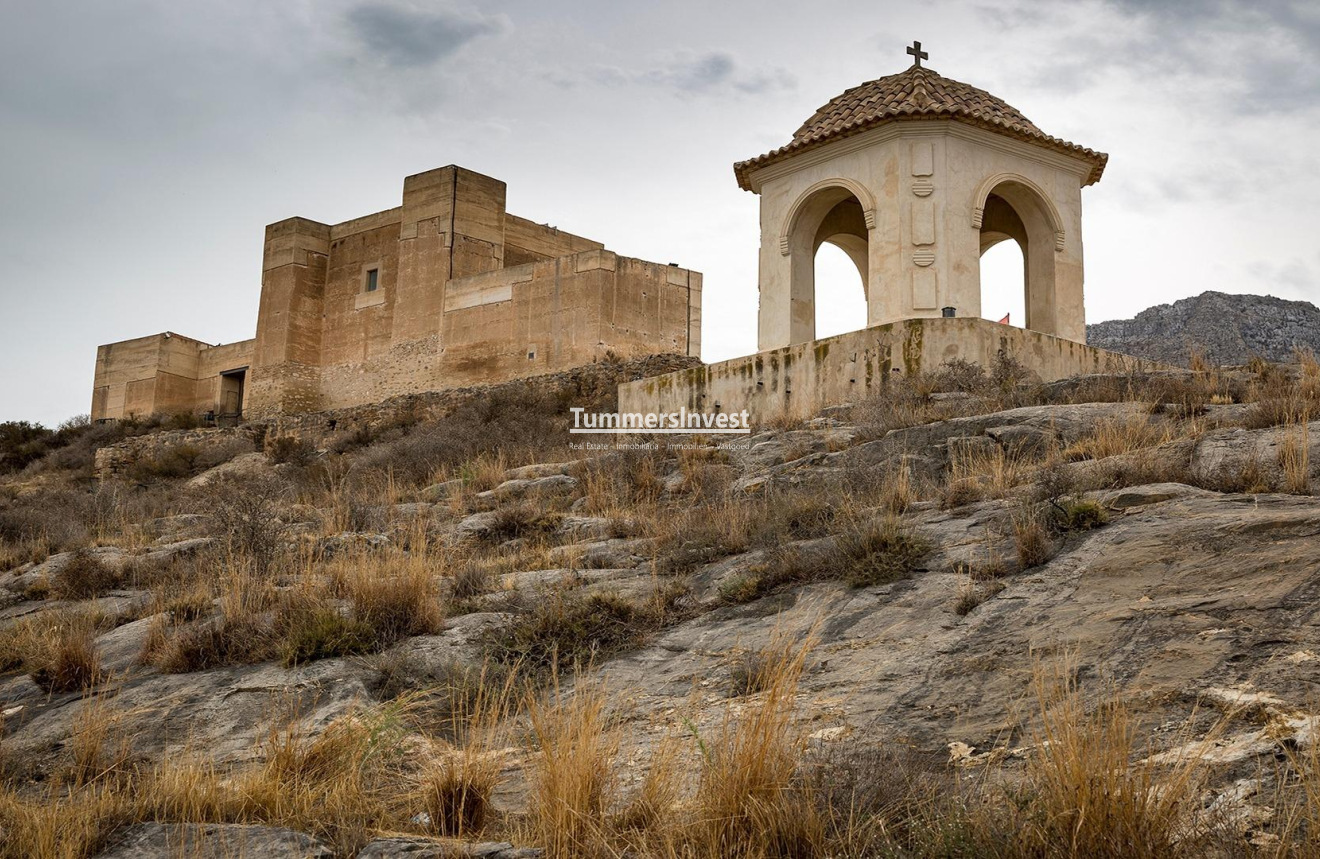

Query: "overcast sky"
<box><xmin>2</xmin><ymin>0</ymin><xmax>1318</xmax><ymax>425</ymax></box>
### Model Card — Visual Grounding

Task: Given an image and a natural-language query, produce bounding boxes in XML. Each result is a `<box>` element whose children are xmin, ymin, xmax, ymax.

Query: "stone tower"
<box><xmin>735</xmin><ymin>45</ymin><xmax>1107</xmax><ymax>350</ymax></box>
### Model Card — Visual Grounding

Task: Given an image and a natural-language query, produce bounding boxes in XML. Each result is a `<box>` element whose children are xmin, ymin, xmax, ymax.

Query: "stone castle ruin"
<box><xmin>91</xmin><ymin>167</ymin><xmax>701</xmax><ymax>422</ymax></box>
<box><xmin>92</xmin><ymin>46</ymin><xmax>1154</xmax><ymax>426</ymax></box>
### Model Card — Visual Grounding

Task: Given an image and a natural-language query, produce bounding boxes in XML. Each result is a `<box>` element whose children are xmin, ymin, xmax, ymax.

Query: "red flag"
<box><xmin>998</xmin><ymin>313</ymin><xmax>1010</xmax><ymax>325</ymax></box>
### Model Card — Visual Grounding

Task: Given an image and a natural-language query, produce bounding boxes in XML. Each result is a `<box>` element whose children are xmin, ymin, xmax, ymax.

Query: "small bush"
<box><xmin>0</xmin><ymin>420</ymin><xmax>54</xmax><ymax>474</ymax></box>
<box><xmin>204</xmin><ymin>475</ymin><xmax>286</xmax><ymax>575</ymax></box>
<box><xmin>492</xmin><ymin>584</ymin><xmax>686</xmax><ymax>674</ymax></box>
<box><xmin>154</xmin><ymin>613</ymin><xmax>273</xmax><ymax>673</ymax></box>
<box><xmin>343</xmin><ymin>567</ymin><xmax>444</xmax><ymax>647</ymax></box>
<box><xmin>49</xmin><ymin>550</ymin><xmax>119</xmax><ymax>600</ymax></box>
<box><xmin>30</xmin><ymin>625</ymin><xmax>104</xmax><ymax>693</ymax></box>
<box><xmin>940</xmin><ymin>476</ymin><xmax>985</xmax><ymax>510</ymax></box>
<box><xmin>1054</xmin><ymin>498</ymin><xmax>1109</xmax><ymax>531</ymax></box>
<box><xmin>729</xmin><ymin>646</ymin><xmax>786</xmax><ymax>696</ymax></box>
<box><xmin>481</xmin><ymin>502</ymin><xmax>563</xmax><ymax>545</ymax></box>
<box><xmin>718</xmin><ymin>545</ymin><xmax>834</xmax><ymax>605</ymax></box>
<box><xmin>954</xmin><ymin>578</ymin><xmax>1005</xmax><ymax>616</ymax></box>
<box><xmin>421</xmin><ymin>757</ymin><xmax>493</xmax><ymax>837</ymax></box>
<box><xmin>267</xmin><ymin>435</ymin><xmax>316</xmax><ymax>466</ymax></box>
<box><xmin>752</xmin><ymin>492</ymin><xmax>837</xmax><ymax>545</ymax></box>
<box><xmin>837</xmin><ymin>518</ymin><xmax>930</xmax><ymax>588</ymax></box>
<box><xmin>450</xmin><ymin>560</ymin><xmax>493</xmax><ymax>602</ymax></box>
<box><xmin>127</xmin><ymin>443</ymin><xmax>204</xmax><ymax>481</ymax></box>
<box><xmin>655</xmin><ymin>503</ymin><xmax>751</xmax><ymax>574</ymax></box>
<box><xmin>279</xmin><ymin>607</ymin><xmax>377</xmax><ymax>667</ymax></box>
<box><xmin>1013</xmin><ymin>504</ymin><xmax>1055</xmax><ymax>569</ymax></box>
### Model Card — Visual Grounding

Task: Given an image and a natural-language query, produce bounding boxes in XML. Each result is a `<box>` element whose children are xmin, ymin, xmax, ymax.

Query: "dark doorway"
<box><xmin>219</xmin><ymin>368</ymin><xmax>246</xmax><ymax>426</ymax></box>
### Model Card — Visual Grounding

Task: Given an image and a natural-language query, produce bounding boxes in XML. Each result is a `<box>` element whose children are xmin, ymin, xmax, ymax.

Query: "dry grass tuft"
<box><xmin>1013</xmin><ymin>503</ymin><xmax>1055</xmax><ymax>569</ymax></box>
<box><xmin>527</xmin><ymin>674</ymin><xmax>619</xmax><ymax>858</ymax></box>
<box><xmin>1064</xmin><ymin>416</ymin><xmax>1173</xmax><ymax>462</ymax></box>
<box><xmin>418</xmin><ymin>664</ymin><xmax>517</xmax><ymax>838</ymax></box>
<box><xmin>48</xmin><ymin>549</ymin><xmax>119</xmax><ymax>600</ymax></box>
<box><xmin>1015</xmin><ymin>661</ymin><xmax>1220</xmax><ymax>859</ymax></box>
<box><xmin>28</xmin><ymin>615</ymin><xmax>106</xmax><ymax>694</ymax></box>
<box><xmin>1279</xmin><ymin>418</ymin><xmax>1312</xmax><ymax>495</ymax></box>
<box><xmin>690</xmin><ymin>624</ymin><xmax>822</xmax><ymax>857</ymax></box>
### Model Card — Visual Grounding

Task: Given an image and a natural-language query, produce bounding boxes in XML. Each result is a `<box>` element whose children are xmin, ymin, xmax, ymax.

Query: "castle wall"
<box><xmin>618</xmin><ymin>317</ymin><xmax>1164</xmax><ymax>424</ymax></box>
<box><xmin>91</xmin><ymin>334</ymin><xmax>257</xmax><ymax>421</ymax></box>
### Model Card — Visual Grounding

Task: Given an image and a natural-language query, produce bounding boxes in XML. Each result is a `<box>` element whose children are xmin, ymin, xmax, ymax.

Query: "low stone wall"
<box><xmin>618</xmin><ymin>318</ymin><xmax>1167</xmax><ymax>424</ymax></box>
<box><xmin>95</xmin><ymin>354</ymin><xmax>701</xmax><ymax>479</ymax></box>
<box><xmin>94</xmin><ymin>427</ymin><xmax>264</xmax><ymax>480</ymax></box>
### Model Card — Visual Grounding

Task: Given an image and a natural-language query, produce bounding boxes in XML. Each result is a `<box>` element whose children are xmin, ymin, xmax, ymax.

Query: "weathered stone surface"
<box><xmin>985</xmin><ymin>424</ymin><xmax>1058</xmax><ymax>454</ymax></box>
<box><xmin>943</xmin><ymin>435</ymin><xmax>997</xmax><ymax>462</ymax></box>
<box><xmin>1</xmin><ymin>539</ymin><xmax>214</xmax><ymax>596</ymax></box>
<box><xmin>1189</xmin><ymin>420</ymin><xmax>1320</xmax><ymax>485</ymax></box>
<box><xmin>1087</xmin><ymin>482</ymin><xmax>1216</xmax><ymax>510</ymax></box>
<box><xmin>314</xmin><ymin>532</ymin><xmax>392</xmax><ymax>559</ymax></box>
<box><xmin>383</xmin><ymin>612</ymin><xmax>510</xmax><ymax>673</ymax></box>
<box><xmin>186</xmin><ymin>452</ymin><xmax>274</xmax><ymax>488</ymax></box>
<box><xmin>95</xmin><ymin>823</ymin><xmax>333</xmax><ymax>859</ymax></box>
<box><xmin>142</xmin><ymin>513</ymin><xmax>210</xmax><ymax>543</ymax></box>
<box><xmin>504</xmin><ymin>460</ymin><xmax>582</xmax><ymax>481</ymax></box>
<box><xmin>547</xmin><ymin>538</ymin><xmax>651</xmax><ymax>569</ymax></box>
<box><xmin>557</xmin><ymin>516</ymin><xmax>631</xmax><ymax>541</ymax></box>
<box><xmin>355</xmin><ymin>837</ymin><xmax>542</xmax><ymax>858</ymax></box>
<box><xmin>4</xmin><ymin>655</ymin><xmax>374</xmax><ymax>767</ymax></box>
<box><xmin>94</xmin><ymin>614</ymin><xmax>161</xmax><ymax>674</ymax></box>
<box><xmin>475</xmin><ymin>474</ymin><xmax>578</xmax><ymax>504</ymax></box>
<box><xmin>421</xmin><ymin>479</ymin><xmax>465</xmax><ymax>501</ymax></box>
<box><xmin>601</xmin><ymin>491</ymin><xmax>1320</xmax><ymax>763</ymax></box>
<box><xmin>455</xmin><ymin>511</ymin><xmax>502</xmax><ymax>540</ymax></box>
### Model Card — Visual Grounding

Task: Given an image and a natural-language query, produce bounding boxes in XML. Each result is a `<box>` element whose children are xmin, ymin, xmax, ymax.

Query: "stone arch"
<box><xmin>971</xmin><ymin>173</ymin><xmax>1065</xmax><ymax>251</ymax></box>
<box><xmin>780</xmin><ymin>180</ymin><xmax>875</xmax><ymax>344</ymax></box>
<box><xmin>973</xmin><ymin>175</ymin><xmax>1065</xmax><ymax>335</ymax></box>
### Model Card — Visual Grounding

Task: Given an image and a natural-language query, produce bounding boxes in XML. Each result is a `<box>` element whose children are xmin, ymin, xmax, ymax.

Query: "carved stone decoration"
<box><xmin>912</xmin><ymin>178</ymin><xmax>934</xmax><ymax>197</ymax></box>
<box><xmin>912</xmin><ymin>268</ymin><xmax>938</xmax><ymax>309</ymax></box>
<box><xmin>911</xmin><ymin>201</ymin><xmax>935</xmax><ymax>246</ymax></box>
<box><xmin>971</xmin><ymin>205</ymin><xmax>985</xmax><ymax>230</ymax></box>
<box><xmin>912</xmin><ymin>249</ymin><xmax>935</xmax><ymax>267</ymax></box>
<box><xmin>1054</xmin><ymin>230</ymin><xmax>1066</xmax><ymax>252</ymax></box>
<box><xmin>911</xmin><ymin>142</ymin><xmax>934</xmax><ymax>177</ymax></box>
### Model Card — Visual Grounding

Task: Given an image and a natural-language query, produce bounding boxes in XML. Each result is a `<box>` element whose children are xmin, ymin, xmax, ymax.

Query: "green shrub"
<box><xmin>279</xmin><ymin>608</ymin><xmax>377</xmax><ymax>667</ymax></box>
<box><xmin>837</xmin><ymin>518</ymin><xmax>931</xmax><ymax>588</ymax></box>
<box><xmin>492</xmin><ymin>584</ymin><xmax>687</xmax><ymax>675</ymax></box>
<box><xmin>1055</xmin><ymin>499</ymin><xmax>1109</xmax><ymax>532</ymax></box>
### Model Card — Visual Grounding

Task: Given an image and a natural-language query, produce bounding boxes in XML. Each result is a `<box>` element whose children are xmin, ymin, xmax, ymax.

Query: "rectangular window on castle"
<box><xmin>364</xmin><ymin>268</ymin><xmax>379</xmax><ymax>292</ymax></box>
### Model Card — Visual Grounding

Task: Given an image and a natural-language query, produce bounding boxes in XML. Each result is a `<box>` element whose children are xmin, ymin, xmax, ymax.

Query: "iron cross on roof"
<box><xmin>906</xmin><ymin>41</ymin><xmax>929</xmax><ymax>67</ymax></box>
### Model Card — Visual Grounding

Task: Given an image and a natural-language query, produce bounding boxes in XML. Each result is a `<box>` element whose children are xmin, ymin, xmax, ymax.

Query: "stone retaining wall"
<box><xmin>94</xmin><ymin>354</ymin><xmax>700</xmax><ymax>479</ymax></box>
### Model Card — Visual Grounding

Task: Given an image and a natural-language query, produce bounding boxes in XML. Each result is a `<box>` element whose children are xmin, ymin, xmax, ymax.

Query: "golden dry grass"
<box><xmin>1279</xmin><ymin>417</ymin><xmax>1312</xmax><ymax>495</ymax></box>
<box><xmin>527</xmin><ymin>674</ymin><xmax>620</xmax><ymax>859</ymax></box>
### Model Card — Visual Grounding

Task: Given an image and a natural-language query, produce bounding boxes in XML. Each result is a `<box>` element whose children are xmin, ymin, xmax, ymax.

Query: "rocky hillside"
<box><xmin>1087</xmin><ymin>290</ymin><xmax>1320</xmax><ymax>366</ymax></box>
<box><xmin>3</xmin><ymin>359</ymin><xmax>1320</xmax><ymax>857</ymax></box>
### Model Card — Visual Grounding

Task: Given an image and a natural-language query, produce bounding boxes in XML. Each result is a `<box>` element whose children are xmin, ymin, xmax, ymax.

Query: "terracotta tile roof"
<box><xmin>734</xmin><ymin>64</ymin><xmax>1107</xmax><ymax>191</ymax></box>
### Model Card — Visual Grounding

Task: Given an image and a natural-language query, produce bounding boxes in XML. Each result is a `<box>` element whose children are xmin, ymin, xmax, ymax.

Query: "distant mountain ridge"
<box><xmin>1086</xmin><ymin>291</ymin><xmax>1320</xmax><ymax>367</ymax></box>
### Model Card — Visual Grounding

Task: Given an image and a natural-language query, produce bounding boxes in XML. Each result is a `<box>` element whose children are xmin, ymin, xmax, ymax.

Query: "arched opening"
<box><xmin>785</xmin><ymin>186</ymin><xmax>870</xmax><ymax>344</ymax></box>
<box><xmin>979</xmin><ymin>194</ymin><xmax>1027</xmax><ymax>327</ymax></box>
<box><xmin>815</xmin><ymin>242</ymin><xmax>867</xmax><ymax>338</ymax></box>
<box><xmin>976</xmin><ymin>180</ymin><xmax>1061</xmax><ymax>335</ymax></box>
